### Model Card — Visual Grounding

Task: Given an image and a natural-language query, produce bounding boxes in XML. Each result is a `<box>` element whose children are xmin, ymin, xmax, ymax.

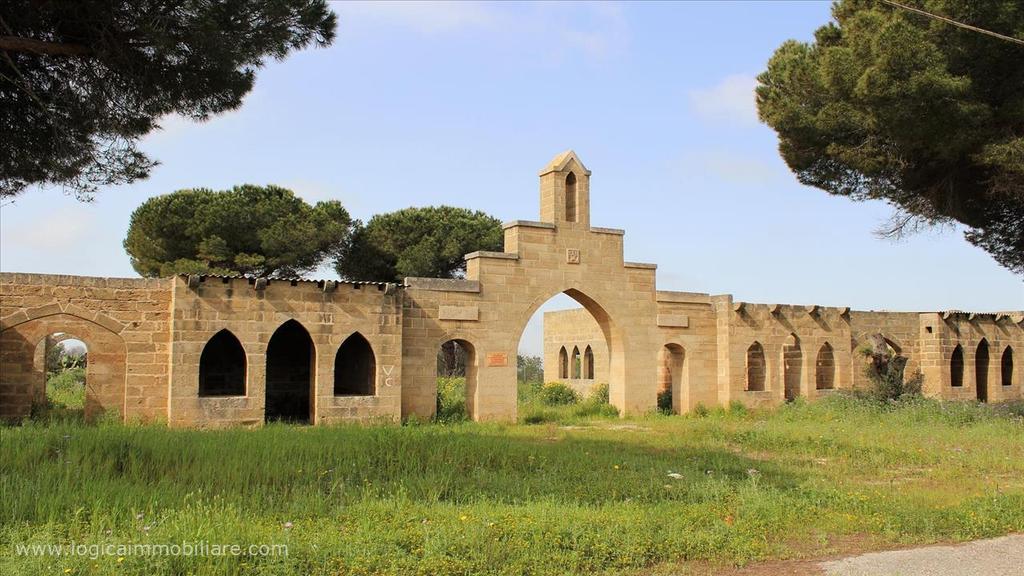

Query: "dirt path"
<box><xmin>669</xmin><ymin>534</ymin><xmax>1024</xmax><ymax>576</ymax></box>
<box><xmin>819</xmin><ymin>534</ymin><xmax>1024</xmax><ymax>576</ymax></box>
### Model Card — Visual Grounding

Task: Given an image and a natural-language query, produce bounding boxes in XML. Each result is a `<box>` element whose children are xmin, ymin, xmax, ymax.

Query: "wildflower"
<box><xmin>746</xmin><ymin>468</ymin><xmax>760</xmax><ymax>478</ymax></box>
<box><xmin>64</xmin><ymin>569</ymin><xmax>72</xmax><ymax>574</ymax></box>
<box><xmin>459</xmin><ymin>515</ymin><xmax>468</xmax><ymax>521</ymax></box>
<box><xmin>613</xmin><ymin>465</ymin><xmax>620</xmax><ymax>470</ymax></box>
<box><xmin>135</xmin><ymin>513</ymin><xmax>144</xmax><ymax>520</ymax></box>
<box><xmin>284</xmin><ymin>521</ymin><xmax>294</xmax><ymax>529</ymax></box>
<box><xmin>117</xmin><ymin>557</ymin><xmax>125</xmax><ymax>563</ymax></box>
<box><xmin>667</xmin><ymin>472</ymin><xmax>683</xmax><ymax>479</ymax></box>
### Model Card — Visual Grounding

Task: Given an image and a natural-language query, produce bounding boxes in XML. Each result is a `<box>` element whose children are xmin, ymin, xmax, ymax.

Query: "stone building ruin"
<box><xmin>1</xmin><ymin>151</ymin><xmax>1022</xmax><ymax>425</ymax></box>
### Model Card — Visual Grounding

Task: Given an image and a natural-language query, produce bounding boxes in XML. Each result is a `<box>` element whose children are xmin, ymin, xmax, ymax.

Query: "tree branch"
<box><xmin>0</xmin><ymin>36</ymin><xmax>92</xmax><ymax>57</ymax></box>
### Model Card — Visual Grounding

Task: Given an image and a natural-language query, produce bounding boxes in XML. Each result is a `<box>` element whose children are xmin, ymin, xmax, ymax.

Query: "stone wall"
<box><xmin>0</xmin><ymin>273</ymin><xmax>172</xmax><ymax>422</ymax></box>
<box><xmin>543</xmin><ymin>308</ymin><xmax>607</xmax><ymax>396</ymax></box>
<box><xmin>2</xmin><ymin>152</ymin><xmax>1021</xmax><ymax>426</ymax></box>
<box><xmin>167</xmin><ymin>276</ymin><xmax>402</xmax><ymax>427</ymax></box>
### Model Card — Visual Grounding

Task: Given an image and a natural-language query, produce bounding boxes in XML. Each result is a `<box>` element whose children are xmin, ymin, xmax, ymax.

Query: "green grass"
<box><xmin>2</xmin><ymin>395</ymin><xmax>1023</xmax><ymax>575</ymax></box>
<box><xmin>30</xmin><ymin>368</ymin><xmax>87</xmax><ymax>423</ymax></box>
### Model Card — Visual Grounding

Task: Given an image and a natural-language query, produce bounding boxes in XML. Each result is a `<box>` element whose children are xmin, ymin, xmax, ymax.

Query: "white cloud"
<box><xmin>688</xmin><ymin>74</ymin><xmax>759</xmax><ymax>125</ymax></box>
<box><xmin>339</xmin><ymin>1</ymin><xmax>495</xmax><ymax>35</ymax></box>
<box><xmin>339</xmin><ymin>1</ymin><xmax>629</xmax><ymax>63</ymax></box>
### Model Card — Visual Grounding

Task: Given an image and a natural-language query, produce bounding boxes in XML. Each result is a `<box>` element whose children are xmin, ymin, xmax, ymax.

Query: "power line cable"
<box><xmin>881</xmin><ymin>0</ymin><xmax>1024</xmax><ymax>47</ymax></box>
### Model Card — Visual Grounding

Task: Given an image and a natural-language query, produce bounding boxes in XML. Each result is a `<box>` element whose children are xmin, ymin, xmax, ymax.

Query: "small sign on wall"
<box><xmin>486</xmin><ymin>352</ymin><xmax>508</xmax><ymax>367</ymax></box>
<box><xmin>566</xmin><ymin>248</ymin><xmax>581</xmax><ymax>264</ymax></box>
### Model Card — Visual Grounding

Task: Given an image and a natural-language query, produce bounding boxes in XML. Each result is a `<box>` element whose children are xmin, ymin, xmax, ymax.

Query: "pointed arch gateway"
<box><xmin>513</xmin><ymin>286</ymin><xmax>627</xmax><ymax>412</ymax></box>
<box><xmin>265</xmin><ymin>319</ymin><xmax>314</xmax><ymax>423</ymax></box>
<box><xmin>402</xmin><ymin>151</ymin><xmax>660</xmax><ymax>421</ymax></box>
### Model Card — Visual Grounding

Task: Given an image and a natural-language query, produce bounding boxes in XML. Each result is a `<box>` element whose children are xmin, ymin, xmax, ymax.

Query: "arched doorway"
<box><xmin>782</xmin><ymin>334</ymin><xmax>801</xmax><ymax>401</ymax></box>
<box><xmin>36</xmin><ymin>333</ymin><xmax>89</xmax><ymax>420</ymax></box>
<box><xmin>436</xmin><ymin>338</ymin><xmax>477</xmax><ymax>422</ymax></box>
<box><xmin>658</xmin><ymin>343</ymin><xmax>685</xmax><ymax>414</ymax></box>
<box><xmin>976</xmin><ymin>340</ymin><xmax>989</xmax><ymax>402</ymax></box>
<box><xmin>265</xmin><ymin>320</ymin><xmax>314</xmax><ymax>423</ymax></box>
<box><xmin>816</xmin><ymin>342</ymin><xmax>835</xmax><ymax>391</ymax></box>
<box><xmin>0</xmin><ymin>313</ymin><xmax>126</xmax><ymax>423</ymax></box>
<box><xmin>516</xmin><ymin>288</ymin><xmax>622</xmax><ymax>416</ymax></box>
<box><xmin>950</xmin><ymin>344</ymin><xmax>964</xmax><ymax>388</ymax></box>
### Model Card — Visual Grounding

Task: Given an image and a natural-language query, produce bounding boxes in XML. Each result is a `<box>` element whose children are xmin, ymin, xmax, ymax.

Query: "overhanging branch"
<box><xmin>0</xmin><ymin>36</ymin><xmax>92</xmax><ymax>56</ymax></box>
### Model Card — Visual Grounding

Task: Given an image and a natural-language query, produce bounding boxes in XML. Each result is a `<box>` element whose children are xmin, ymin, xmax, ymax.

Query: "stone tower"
<box><xmin>539</xmin><ymin>150</ymin><xmax>591</xmax><ymax>229</ymax></box>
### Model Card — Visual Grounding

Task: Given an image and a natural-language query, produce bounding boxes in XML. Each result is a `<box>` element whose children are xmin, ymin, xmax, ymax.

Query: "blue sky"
<box><xmin>1</xmin><ymin>1</ymin><xmax>1020</xmax><ymax>356</ymax></box>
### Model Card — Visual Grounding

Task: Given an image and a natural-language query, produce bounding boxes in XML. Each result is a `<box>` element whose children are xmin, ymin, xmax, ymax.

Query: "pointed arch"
<box><xmin>199</xmin><ymin>329</ymin><xmax>246</xmax><ymax>396</ymax></box>
<box><xmin>571</xmin><ymin>345</ymin><xmax>581</xmax><ymax>379</ymax></box>
<box><xmin>565</xmin><ymin>172</ymin><xmax>577</xmax><ymax>222</ymax></box>
<box><xmin>746</xmin><ymin>341</ymin><xmax>766</xmax><ymax>392</ymax></box>
<box><xmin>816</xmin><ymin>342</ymin><xmax>835</xmax><ymax>390</ymax></box>
<box><xmin>976</xmin><ymin>339</ymin><xmax>989</xmax><ymax>402</ymax></box>
<box><xmin>334</xmin><ymin>332</ymin><xmax>376</xmax><ymax>396</ymax></box>
<box><xmin>950</xmin><ymin>344</ymin><xmax>964</xmax><ymax>388</ymax></box>
<box><xmin>558</xmin><ymin>346</ymin><xmax>568</xmax><ymax>379</ymax></box>
<box><xmin>584</xmin><ymin>345</ymin><xmax>594</xmax><ymax>379</ymax></box>
<box><xmin>1002</xmin><ymin>346</ymin><xmax>1014</xmax><ymax>387</ymax></box>
<box><xmin>265</xmin><ymin>319</ymin><xmax>314</xmax><ymax>423</ymax></box>
<box><xmin>782</xmin><ymin>333</ymin><xmax>801</xmax><ymax>400</ymax></box>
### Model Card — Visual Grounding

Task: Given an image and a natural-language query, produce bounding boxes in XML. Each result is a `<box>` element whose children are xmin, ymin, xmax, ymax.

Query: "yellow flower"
<box><xmin>613</xmin><ymin>465</ymin><xmax>620</xmax><ymax>470</ymax></box>
<box><xmin>117</xmin><ymin>557</ymin><xmax>125</xmax><ymax>563</ymax></box>
<box><xmin>459</xmin><ymin>515</ymin><xmax>468</xmax><ymax>521</ymax></box>
<box><xmin>64</xmin><ymin>570</ymin><xmax>72</xmax><ymax>574</ymax></box>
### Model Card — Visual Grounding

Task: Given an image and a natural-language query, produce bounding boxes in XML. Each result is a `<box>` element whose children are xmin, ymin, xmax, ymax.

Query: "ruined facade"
<box><xmin>1</xmin><ymin>151</ymin><xmax>1022</xmax><ymax>425</ymax></box>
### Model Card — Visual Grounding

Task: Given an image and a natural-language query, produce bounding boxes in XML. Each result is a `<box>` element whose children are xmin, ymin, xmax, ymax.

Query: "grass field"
<box><xmin>2</xmin><ymin>390</ymin><xmax>1023</xmax><ymax>575</ymax></box>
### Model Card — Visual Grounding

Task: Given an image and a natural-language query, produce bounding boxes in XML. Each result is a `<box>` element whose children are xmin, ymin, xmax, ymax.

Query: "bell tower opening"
<box><xmin>538</xmin><ymin>150</ymin><xmax>591</xmax><ymax>228</ymax></box>
<box><xmin>565</xmin><ymin>172</ymin><xmax>577</xmax><ymax>222</ymax></box>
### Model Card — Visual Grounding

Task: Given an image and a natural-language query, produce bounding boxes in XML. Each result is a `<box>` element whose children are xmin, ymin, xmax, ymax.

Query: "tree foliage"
<box><xmin>335</xmin><ymin>206</ymin><xmax>504</xmax><ymax>282</ymax></box>
<box><xmin>124</xmin><ymin>185</ymin><xmax>351</xmax><ymax>278</ymax></box>
<box><xmin>517</xmin><ymin>354</ymin><xmax>544</xmax><ymax>384</ymax></box>
<box><xmin>859</xmin><ymin>334</ymin><xmax>923</xmax><ymax>401</ymax></box>
<box><xmin>0</xmin><ymin>0</ymin><xmax>336</xmax><ymax>200</ymax></box>
<box><xmin>756</xmin><ymin>0</ymin><xmax>1024</xmax><ymax>273</ymax></box>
